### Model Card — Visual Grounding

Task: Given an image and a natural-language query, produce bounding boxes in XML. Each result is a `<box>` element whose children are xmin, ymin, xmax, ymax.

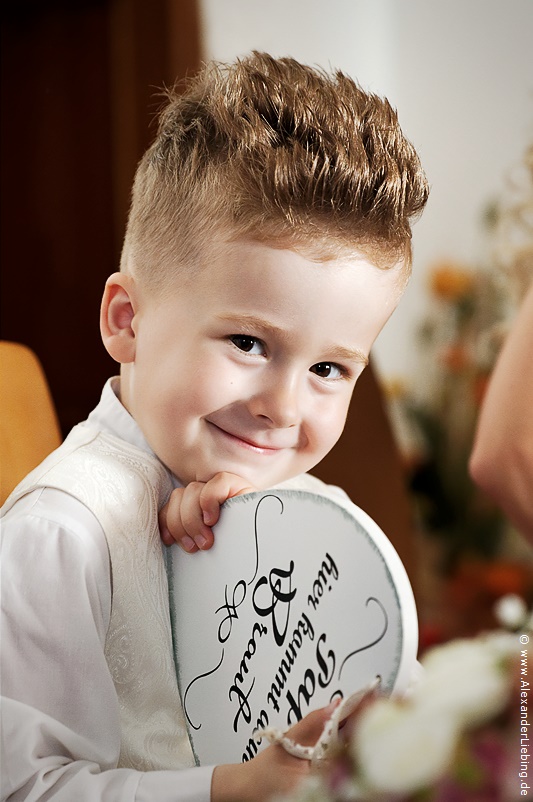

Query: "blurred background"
<box><xmin>2</xmin><ymin>0</ymin><xmax>533</xmax><ymax>647</ymax></box>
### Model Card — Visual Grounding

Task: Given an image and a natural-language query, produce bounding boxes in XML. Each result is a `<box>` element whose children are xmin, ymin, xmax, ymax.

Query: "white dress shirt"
<box><xmin>1</xmin><ymin>379</ymin><xmax>214</xmax><ymax>801</ymax></box>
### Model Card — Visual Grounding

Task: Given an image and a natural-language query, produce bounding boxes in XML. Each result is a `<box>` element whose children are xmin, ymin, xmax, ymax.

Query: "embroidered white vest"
<box><xmin>1</xmin><ymin>423</ymin><xmax>196</xmax><ymax>771</ymax></box>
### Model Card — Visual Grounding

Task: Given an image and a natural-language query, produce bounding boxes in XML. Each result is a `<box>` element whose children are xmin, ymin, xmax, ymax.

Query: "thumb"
<box><xmin>286</xmin><ymin>698</ymin><xmax>340</xmax><ymax>747</ymax></box>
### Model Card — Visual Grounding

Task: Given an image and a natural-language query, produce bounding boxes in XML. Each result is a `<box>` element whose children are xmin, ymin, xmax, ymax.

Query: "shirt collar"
<box><xmin>86</xmin><ymin>377</ymin><xmax>158</xmax><ymax>459</ymax></box>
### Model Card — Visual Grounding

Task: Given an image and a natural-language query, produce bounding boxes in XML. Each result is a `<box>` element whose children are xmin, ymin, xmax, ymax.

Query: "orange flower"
<box><xmin>484</xmin><ymin>561</ymin><xmax>533</xmax><ymax>600</ymax></box>
<box><xmin>441</xmin><ymin>343</ymin><xmax>470</xmax><ymax>373</ymax></box>
<box><xmin>383</xmin><ymin>377</ymin><xmax>408</xmax><ymax>400</ymax></box>
<box><xmin>430</xmin><ymin>262</ymin><xmax>475</xmax><ymax>301</ymax></box>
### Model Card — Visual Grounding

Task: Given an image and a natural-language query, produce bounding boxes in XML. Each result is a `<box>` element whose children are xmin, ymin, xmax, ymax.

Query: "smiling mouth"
<box><xmin>207</xmin><ymin>422</ymin><xmax>288</xmax><ymax>455</ymax></box>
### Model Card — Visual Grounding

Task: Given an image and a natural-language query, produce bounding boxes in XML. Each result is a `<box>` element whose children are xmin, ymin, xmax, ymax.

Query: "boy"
<box><xmin>1</xmin><ymin>52</ymin><xmax>428</xmax><ymax>801</ymax></box>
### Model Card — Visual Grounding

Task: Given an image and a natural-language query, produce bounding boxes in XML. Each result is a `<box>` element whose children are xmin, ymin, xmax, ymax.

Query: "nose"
<box><xmin>248</xmin><ymin>371</ymin><xmax>302</xmax><ymax>428</ymax></box>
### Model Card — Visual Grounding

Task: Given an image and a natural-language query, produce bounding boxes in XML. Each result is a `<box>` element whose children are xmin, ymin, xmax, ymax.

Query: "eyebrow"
<box><xmin>327</xmin><ymin>345</ymin><xmax>369</xmax><ymax>366</ymax></box>
<box><xmin>216</xmin><ymin>313</ymin><xmax>369</xmax><ymax>366</ymax></box>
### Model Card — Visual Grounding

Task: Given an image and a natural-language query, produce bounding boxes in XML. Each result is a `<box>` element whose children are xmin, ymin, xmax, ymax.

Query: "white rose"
<box><xmin>416</xmin><ymin>635</ymin><xmax>514</xmax><ymax>728</ymax></box>
<box><xmin>352</xmin><ymin>697</ymin><xmax>458</xmax><ymax>794</ymax></box>
<box><xmin>494</xmin><ymin>594</ymin><xmax>528</xmax><ymax>630</ymax></box>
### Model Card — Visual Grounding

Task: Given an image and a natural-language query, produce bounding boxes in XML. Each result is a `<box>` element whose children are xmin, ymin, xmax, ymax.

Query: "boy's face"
<box><xmin>118</xmin><ymin>240</ymin><xmax>404</xmax><ymax>489</ymax></box>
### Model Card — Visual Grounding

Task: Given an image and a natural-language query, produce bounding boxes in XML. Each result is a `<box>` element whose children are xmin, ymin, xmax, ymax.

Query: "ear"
<box><xmin>100</xmin><ymin>273</ymin><xmax>138</xmax><ymax>364</ymax></box>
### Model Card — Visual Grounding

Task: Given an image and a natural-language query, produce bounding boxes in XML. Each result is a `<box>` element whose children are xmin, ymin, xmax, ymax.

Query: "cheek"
<box><xmin>170</xmin><ymin>359</ymin><xmax>244</xmax><ymax>418</ymax></box>
<box><xmin>306</xmin><ymin>399</ymin><xmax>350</xmax><ymax>458</ymax></box>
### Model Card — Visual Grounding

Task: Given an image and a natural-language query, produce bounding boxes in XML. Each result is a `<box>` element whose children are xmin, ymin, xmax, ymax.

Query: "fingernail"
<box><xmin>182</xmin><ymin>536</ymin><xmax>196</xmax><ymax>552</ymax></box>
<box><xmin>325</xmin><ymin>698</ymin><xmax>341</xmax><ymax>715</ymax></box>
<box><xmin>203</xmin><ymin>510</ymin><xmax>214</xmax><ymax>526</ymax></box>
<box><xmin>195</xmin><ymin>534</ymin><xmax>208</xmax><ymax>549</ymax></box>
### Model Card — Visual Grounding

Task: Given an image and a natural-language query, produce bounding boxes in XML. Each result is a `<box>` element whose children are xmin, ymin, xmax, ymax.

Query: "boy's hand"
<box><xmin>159</xmin><ymin>472</ymin><xmax>256</xmax><ymax>552</ymax></box>
<box><xmin>211</xmin><ymin>700</ymin><xmax>341</xmax><ymax>802</ymax></box>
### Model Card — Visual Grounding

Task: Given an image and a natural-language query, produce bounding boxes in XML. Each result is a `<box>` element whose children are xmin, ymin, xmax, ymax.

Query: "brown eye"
<box><xmin>310</xmin><ymin>362</ymin><xmax>343</xmax><ymax>379</ymax></box>
<box><xmin>230</xmin><ymin>335</ymin><xmax>264</xmax><ymax>355</ymax></box>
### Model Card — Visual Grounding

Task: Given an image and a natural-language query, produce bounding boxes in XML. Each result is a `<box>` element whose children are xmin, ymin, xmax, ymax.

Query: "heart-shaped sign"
<box><xmin>166</xmin><ymin>488</ymin><xmax>418</xmax><ymax>766</ymax></box>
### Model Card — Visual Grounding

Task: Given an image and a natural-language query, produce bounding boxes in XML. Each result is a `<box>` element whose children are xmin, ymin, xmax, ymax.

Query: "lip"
<box><xmin>206</xmin><ymin>421</ymin><xmax>290</xmax><ymax>455</ymax></box>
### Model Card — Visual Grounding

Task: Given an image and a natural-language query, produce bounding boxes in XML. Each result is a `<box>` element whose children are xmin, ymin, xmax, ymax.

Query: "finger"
<box><xmin>159</xmin><ymin>502</ymin><xmax>176</xmax><ymax>547</ymax></box>
<box><xmin>159</xmin><ymin>489</ymin><xmax>198</xmax><ymax>553</ymax></box>
<box><xmin>199</xmin><ymin>472</ymin><xmax>257</xmax><ymax>527</ymax></box>
<box><xmin>180</xmin><ymin>483</ymin><xmax>215</xmax><ymax>550</ymax></box>
<box><xmin>285</xmin><ymin>698</ymin><xmax>340</xmax><ymax>747</ymax></box>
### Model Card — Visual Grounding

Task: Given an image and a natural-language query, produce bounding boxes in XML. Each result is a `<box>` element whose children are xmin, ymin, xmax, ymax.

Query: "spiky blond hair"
<box><xmin>121</xmin><ymin>52</ymin><xmax>429</xmax><ymax>293</ymax></box>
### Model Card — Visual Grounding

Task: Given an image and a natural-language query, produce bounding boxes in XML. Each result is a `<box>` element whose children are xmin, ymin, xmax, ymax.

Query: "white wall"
<box><xmin>199</xmin><ymin>0</ymin><xmax>533</xmax><ymax>384</ymax></box>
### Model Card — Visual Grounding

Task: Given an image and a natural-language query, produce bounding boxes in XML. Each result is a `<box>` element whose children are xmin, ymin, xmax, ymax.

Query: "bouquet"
<box><xmin>280</xmin><ymin>596</ymin><xmax>531</xmax><ymax>802</ymax></box>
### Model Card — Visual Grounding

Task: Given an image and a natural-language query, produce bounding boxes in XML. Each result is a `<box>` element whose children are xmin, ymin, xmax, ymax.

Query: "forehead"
<box><xmin>149</xmin><ymin>227</ymin><xmax>407</xmax><ymax>301</ymax></box>
<box><xmin>170</xmin><ymin>238</ymin><xmax>404</xmax><ymax>349</ymax></box>
<box><xmin>195</xmin><ymin>236</ymin><xmax>405</xmax><ymax>295</ymax></box>
<box><xmin>155</xmin><ymin>241</ymin><xmax>399</xmax><ymax>320</ymax></box>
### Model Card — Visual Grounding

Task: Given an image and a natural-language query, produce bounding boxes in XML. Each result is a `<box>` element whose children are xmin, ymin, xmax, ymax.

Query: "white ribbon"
<box><xmin>255</xmin><ymin>677</ymin><xmax>381</xmax><ymax>766</ymax></box>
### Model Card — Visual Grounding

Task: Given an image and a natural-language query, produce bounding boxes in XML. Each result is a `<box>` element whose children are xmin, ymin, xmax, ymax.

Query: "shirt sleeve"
<box><xmin>1</xmin><ymin>488</ymin><xmax>214</xmax><ymax>802</ymax></box>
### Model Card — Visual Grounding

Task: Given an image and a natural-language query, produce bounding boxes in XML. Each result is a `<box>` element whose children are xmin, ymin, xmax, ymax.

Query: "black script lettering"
<box><xmin>286</xmin><ymin>669</ymin><xmax>316</xmax><ymax>726</ymax></box>
<box><xmin>266</xmin><ymin>643</ymin><xmax>297</xmax><ymax>712</ymax></box>
<box><xmin>228</xmin><ymin>623</ymin><xmax>267</xmax><ymax>732</ymax></box>
<box><xmin>183</xmin><ymin>650</ymin><xmax>225</xmax><ymax>731</ymax></box>
<box><xmin>316</xmin><ymin>633</ymin><xmax>335</xmax><ymax>689</ymax></box>
<box><xmin>229</xmin><ymin>678</ymin><xmax>255</xmax><ymax>732</ymax></box>
<box><xmin>324</xmin><ymin>552</ymin><xmax>339</xmax><ymax>581</ymax></box>
<box><xmin>266</xmin><ymin>689</ymin><xmax>280</xmax><ymax>712</ymax></box>
<box><xmin>308</xmin><ymin>553</ymin><xmax>339</xmax><ymax>611</ymax></box>
<box><xmin>299</xmin><ymin>612</ymin><xmax>315</xmax><ymax>641</ymax></box>
<box><xmin>242</xmin><ymin>709</ymin><xmax>270</xmax><ymax>762</ymax></box>
<box><xmin>252</xmin><ymin>562</ymin><xmax>296</xmax><ymax>646</ymax></box>
<box><xmin>216</xmin><ymin>580</ymin><xmax>247</xmax><ymax>643</ymax></box>
<box><xmin>232</xmin><ymin>623</ymin><xmax>267</xmax><ymax>689</ymax></box>
<box><xmin>246</xmin><ymin>622</ymin><xmax>267</xmax><ymax>658</ymax></box>
<box><xmin>265</xmin><ymin>612</ymin><xmax>316</xmax><ymax>714</ymax></box>
<box><xmin>338</xmin><ymin>597</ymin><xmax>388</xmax><ymax>680</ymax></box>
<box><xmin>292</xmin><ymin>626</ymin><xmax>302</xmax><ymax>649</ymax></box>
<box><xmin>249</xmin><ymin>495</ymin><xmax>284</xmax><ymax>585</ymax></box>
<box><xmin>242</xmin><ymin>741</ymin><xmax>257</xmax><ymax>763</ymax></box>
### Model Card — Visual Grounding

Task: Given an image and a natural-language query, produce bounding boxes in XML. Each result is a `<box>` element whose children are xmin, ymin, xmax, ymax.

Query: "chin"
<box><xmin>253</xmin><ymin>468</ymin><xmax>301</xmax><ymax>490</ymax></box>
